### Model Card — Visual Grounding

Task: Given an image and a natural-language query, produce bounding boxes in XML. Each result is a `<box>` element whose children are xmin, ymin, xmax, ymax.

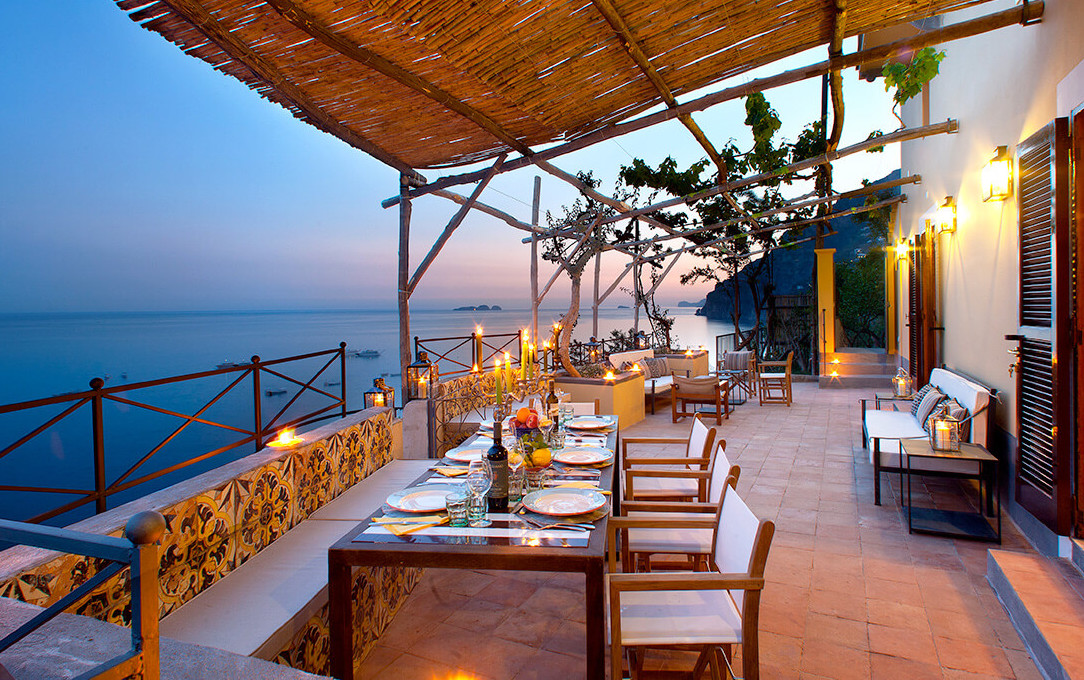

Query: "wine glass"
<box><xmin>466</xmin><ymin>459</ymin><xmax>493</xmax><ymax>527</ymax></box>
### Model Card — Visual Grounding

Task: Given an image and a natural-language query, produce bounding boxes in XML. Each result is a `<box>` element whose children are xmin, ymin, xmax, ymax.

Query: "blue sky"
<box><xmin>0</xmin><ymin>2</ymin><xmax>900</xmax><ymax>313</ymax></box>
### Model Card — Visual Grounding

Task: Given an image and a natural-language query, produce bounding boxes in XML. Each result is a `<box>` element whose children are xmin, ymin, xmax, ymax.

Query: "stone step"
<box><xmin>822</xmin><ymin>362</ymin><xmax>897</xmax><ymax>377</ymax></box>
<box><xmin>1073</xmin><ymin>539</ymin><xmax>1084</xmax><ymax>578</ymax></box>
<box><xmin>824</xmin><ymin>349</ymin><xmax>895</xmax><ymax>364</ymax></box>
<box><xmin>987</xmin><ymin>550</ymin><xmax>1084</xmax><ymax>680</ymax></box>
<box><xmin>0</xmin><ymin>597</ymin><xmax>329</xmax><ymax>680</ymax></box>
<box><xmin>818</xmin><ymin>374</ymin><xmax>894</xmax><ymax>389</ymax></box>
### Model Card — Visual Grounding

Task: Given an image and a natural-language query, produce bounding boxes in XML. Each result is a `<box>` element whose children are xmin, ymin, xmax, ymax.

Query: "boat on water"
<box><xmin>349</xmin><ymin>349</ymin><xmax>380</xmax><ymax>358</ymax></box>
<box><xmin>216</xmin><ymin>360</ymin><xmax>246</xmax><ymax>369</ymax></box>
<box><xmin>264</xmin><ymin>389</ymin><xmax>287</xmax><ymax>396</ymax></box>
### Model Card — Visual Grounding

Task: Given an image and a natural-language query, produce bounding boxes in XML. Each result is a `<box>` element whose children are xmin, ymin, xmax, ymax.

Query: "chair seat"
<box><xmin>627</xmin><ymin>476</ymin><xmax>700</xmax><ymax>498</ymax></box>
<box><xmin>759</xmin><ymin>372</ymin><xmax>786</xmax><ymax>380</ymax></box>
<box><xmin>611</xmin><ymin>582</ymin><xmax>743</xmax><ymax>647</ymax></box>
<box><xmin>627</xmin><ymin>526</ymin><xmax>712</xmax><ymax>554</ymax></box>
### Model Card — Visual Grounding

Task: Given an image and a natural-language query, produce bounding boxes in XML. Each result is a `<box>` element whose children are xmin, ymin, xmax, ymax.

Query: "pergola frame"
<box><xmin>116</xmin><ymin>0</ymin><xmax>1044</xmax><ymax>390</ymax></box>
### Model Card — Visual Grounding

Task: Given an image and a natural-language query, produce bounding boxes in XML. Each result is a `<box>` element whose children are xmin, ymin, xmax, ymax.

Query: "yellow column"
<box><xmin>885</xmin><ymin>249</ymin><xmax>897</xmax><ymax>355</ymax></box>
<box><xmin>815</xmin><ymin>248</ymin><xmax>836</xmax><ymax>359</ymax></box>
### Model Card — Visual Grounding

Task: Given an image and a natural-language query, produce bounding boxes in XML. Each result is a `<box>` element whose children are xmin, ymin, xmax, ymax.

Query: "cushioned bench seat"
<box><xmin>610</xmin><ymin>349</ymin><xmax>685</xmax><ymax>415</ymax></box>
<box><xmin>160</xmin><ymin>459</ymin><xmax>432</xmax><ymax>659</ymax></box>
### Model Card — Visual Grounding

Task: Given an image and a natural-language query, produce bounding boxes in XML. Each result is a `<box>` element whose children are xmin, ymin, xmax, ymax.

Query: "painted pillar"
<box><xmin>814</xmin><ymin>248</ymin><xmax>836</xmax><ymax>363</ymax></box>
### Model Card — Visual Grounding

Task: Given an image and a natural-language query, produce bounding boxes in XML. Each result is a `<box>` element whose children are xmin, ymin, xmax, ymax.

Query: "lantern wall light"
<box><xmin>935</xmin><ymin>196</ymin><xmax>956</xmax><ymax>234</ymax></box>
<box><xmin>981</xmin><ymin>145</ymin><xmax>1013</xmax><ymax>202</ymax></box>
<box><xmin>895</xmin><ymin>239</ymin><xmax>909</xmax><ymax>260</ymax></box>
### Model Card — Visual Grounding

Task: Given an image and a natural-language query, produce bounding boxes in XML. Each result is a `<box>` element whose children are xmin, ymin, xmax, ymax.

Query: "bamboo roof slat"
<box><xmin>117</xmin><ymin>0</ymin><xmax>999</xmax><ymax>171</ymax></box>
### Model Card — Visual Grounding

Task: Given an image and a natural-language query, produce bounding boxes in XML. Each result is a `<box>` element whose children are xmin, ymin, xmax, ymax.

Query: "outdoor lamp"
<box><xmin>406</xmin><ymin>351</ymin><xmax>437</xmax><ymax>401</ymax></box>
<box><xmin>365</xmin><ymin>377</ymin><xmax>394</xmax><ymax>409</ymax></box>
<box><xmin>935</xmin><ymin>196</ymin><xmax>956</xmax><ymax>234</ymax></box>
<box><xmin>895</xmin><ymin>240</ymin><xmax>909</xmax><ymax>260</ymax></box>
<box><xmin>982</xmin><ymin>146</ymin><xmax>1013</xmax><ymax>202</ymax></box>
<box><xmin>929</xmin><ymin>404</ymin><xmax>961</xmax><ymax>452</ymax></box>
<box><xmin>893</xmin><ymin>367</ymin><xmax>913</xmax><ymax>397</ymax></box>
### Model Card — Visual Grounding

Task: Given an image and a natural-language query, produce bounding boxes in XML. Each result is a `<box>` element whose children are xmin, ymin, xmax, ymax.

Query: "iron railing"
<box><xmin>0</xmin><ymin>511</ymin><xmax>164</xmax><ymax>679</ymax></box>
<box><xmin>415</xmin><ymin>332</ymin><xmax>523</xmax><ymax>378</ymax></box>
<box><xmin>0</xmin><ymin>345</ymin><xmax>349</xmax><ymax>524</ymax></box>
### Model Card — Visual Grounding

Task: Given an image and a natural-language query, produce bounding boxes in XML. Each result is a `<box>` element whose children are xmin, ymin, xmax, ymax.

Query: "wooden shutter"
<box><xmin>1014</xmin><ymin>118</ymin><xmax>1072</xmax><ymax>534</ymax></box>
<box><xmin>908</xmin><ymin>235</ymin><xmax>924</xmax><ymax>385</ymax></box>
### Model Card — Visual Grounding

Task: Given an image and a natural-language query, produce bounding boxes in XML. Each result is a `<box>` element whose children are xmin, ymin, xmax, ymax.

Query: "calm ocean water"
<box><xmin>0</xmin><ymin>307</ymin><xmax>730</xmax><ymax>523</ymax></box>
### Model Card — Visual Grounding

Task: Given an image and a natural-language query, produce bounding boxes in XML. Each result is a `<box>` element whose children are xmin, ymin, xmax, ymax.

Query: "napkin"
<box><xmin>380</xmin><ymin>516</ymin><xmax>448</xmax><ymax>536</ymax></box>
<box><xmin>549</xmin><ymin>481</ymin><xmax>610</xmax><ymax>494</ymax></box>
<box><xmin>432</xmin><ymin>466</ymin><xmax>469</xmax><ymax>477</ymax></box>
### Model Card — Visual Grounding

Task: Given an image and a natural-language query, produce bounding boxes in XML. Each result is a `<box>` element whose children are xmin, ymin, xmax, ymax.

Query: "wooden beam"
<box><xmin>262</xmin><ymin>0</ymin><xmax>533</xmax><ymax>157</ymax></box>
<box><xmin>397</xmin><ymin>175</ymin><xmax>413</xmax><ymax>396</ymax></box>
<box><xmin>539</xmin><ymin>231</ymin><xmax>594</xmax><ymax>301</ymax></box>
<box><xmin>598</xmin><ymin>261</ymin><xmax>636</xmax><ymax>304</ymax></box>
<box><xmin>592</xmin><ymin>251</ymin><xmax>601</xmax><ymax>338</ymax></box>
<box><xmin>432</xmin><ymin>190</ymin><xmax>536</xmax><ymax>233</ymax></box>
<box><xmin>600</xmin><ymin>174</ymin><xmax>920</xmax><ymax>252</ymax></box>
<box><xmin>644</xmin><ymin>250</ymin><xmax>684</xmax><ymax>297</ymax></box>
<box><xmin>531</xmin><ymin>176</ymin><xmax>541</xmax><ymax>340</ymax></box>
<box><xmin>385</xmin><ymin>2</ymin><xmax>1041</xmax><ymax>205</ymax></box>
<box><xmin>827</xmin><ymin>0</ymin><xmax>848</xmax><ymax>154</ymax></box>
<box><xmin>155</xmin><ymin>0</ymin><xmax>422</xmax><ymax>183</ymax></box>
<box><xmin>600</xmin><ymin>120</ymin><xmax>955</xmax><ymax>226</ymax></box>
<box><xmin>407</xmin><ymin>155</ymin><xmax>505</xmax><ymax>293</ymax></box>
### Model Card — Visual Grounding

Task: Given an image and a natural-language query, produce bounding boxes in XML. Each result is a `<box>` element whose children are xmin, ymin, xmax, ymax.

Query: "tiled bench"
<box><xmin>160</xmin><ymin>459</ymin><xmax>432</xmax><ymax>659</ymax></box>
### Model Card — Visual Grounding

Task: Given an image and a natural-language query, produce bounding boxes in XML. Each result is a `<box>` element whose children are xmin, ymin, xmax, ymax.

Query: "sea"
<box><xmin>0</xmin><ymin>307</ymin><xmax>732</xmax><ymax>524</ymax></box>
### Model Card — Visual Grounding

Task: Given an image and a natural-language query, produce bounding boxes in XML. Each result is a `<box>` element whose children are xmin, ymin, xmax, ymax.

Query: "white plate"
<box><xmin>553</xmin><ymin>447</ymin><xmax>613</xmax><ymax>465</ymax></box>
<box><xmin>386</xmin><ymin>486</ymin><xmax>454</xmax><ymax>513</ymax></box>
<box><xmin>567</xmin><ymin>416</ymin><xmax>612</xmax><ymax>430</ymax></box>
<box><xmin>446</xmin><ymin>446</ymin><xmax>486</xmax><ymax>462</ymax></box>
<box><xmin>523</xmin><ymin>488</ymin><xmax>606</xmax><ymax>516</ymax></box>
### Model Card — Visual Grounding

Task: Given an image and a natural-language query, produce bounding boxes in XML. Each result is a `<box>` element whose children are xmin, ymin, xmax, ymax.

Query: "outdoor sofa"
<box><xmin>862</xmin><ymin>366</ymin><xmax>997</xmax><ymax>506</ymax></box>
<box><xmin>609</xmin><ymin>349</ymin><xmax>693</xmax><ymax>414</ymax></box>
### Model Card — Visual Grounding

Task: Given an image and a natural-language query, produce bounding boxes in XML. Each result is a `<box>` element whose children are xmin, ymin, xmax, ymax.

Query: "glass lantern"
<box><xmin>406</xmin><ymin>351</ymin><xmax>438</xmax><ymax>402</ymax></box>
<box><xmin>893</xmin><ymin>368</ymin><xmax>913</xmax><ymax>397</ymax></box>
<box><xmin>929</xmin><ymin>404</ymin><xmax>961</xmax><ymax>452</ymax></box>
<box><xmin>364</xmin><ymin>377</ymin><xmax>395</xmax><ymax>409</ymax></box>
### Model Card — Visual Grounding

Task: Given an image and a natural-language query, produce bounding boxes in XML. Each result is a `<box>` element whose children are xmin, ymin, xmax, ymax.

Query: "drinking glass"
<box><xmin>508</xmin><ymin>451</ymin><xmax>526</xmax><ymax>503</ymax></box>
<box><xmin>466</xmin><ymin>459</ymin><xmax>493</xmax><ymax>527</ymax></box>
<box><xmin>445</xmin><ymin>490</ymin><xmax>468</xmax><ymax>527</ymax></box>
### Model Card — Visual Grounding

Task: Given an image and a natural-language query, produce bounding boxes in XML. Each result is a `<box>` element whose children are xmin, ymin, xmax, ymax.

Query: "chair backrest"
<box><xmin>685</xmin><ymin>415</ymin><xmax>717</xmax><ymax>465</ymax></box>
<box><xmin>673</xmin><ymin>374</ymin><xmax>719</xmax><ymax>396</ymax></box>
<box><xmin>719</xmin><ymin>350</ymin><xmax>754</xmax><ymax>372</ymax></box>
<box><xmin>708</xmin><ymin>441</ymin><xmax>738</xmax><ymax>504</ymax></box>
<box><xmin>711</xmin><ymin>485</ymin><xmax>774</xmax><ymax>611</ymax></box>
<box><xmin>566</xmin><ymin>400</ymin><xmax>599</xmax><ymax>415</ymax></box>
<box><xmin>927</xmin><ymin>367</ymin><xmax>994</xmax><ymax>446</ymax></box>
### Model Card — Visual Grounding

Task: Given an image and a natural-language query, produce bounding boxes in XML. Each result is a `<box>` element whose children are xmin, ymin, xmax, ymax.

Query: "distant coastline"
<box><xmin>453</xmin><ymin>304</ymin><xmax>502</xmax><ymax>311</ymax></box>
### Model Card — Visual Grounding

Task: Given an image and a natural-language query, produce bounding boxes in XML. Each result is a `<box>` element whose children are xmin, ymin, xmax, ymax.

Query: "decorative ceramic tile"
<box><xmin>234</xmin><ymin>459</ymin><xmax>294</xmax><ymax>567</ymax></box>
<box><xmin>292</xmin><ymin>439</ymin><xmax>335</xmax><ymax>523</ymax></box>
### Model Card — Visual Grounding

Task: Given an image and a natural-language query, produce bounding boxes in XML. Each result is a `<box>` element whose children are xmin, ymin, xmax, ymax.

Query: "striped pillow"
<box><xmin>910</xmin><ymin>383</ymin><xmax>934</xmax><ymax>417</ymax></box>
<box><xmin>915</xmin><ymin>388</ymin><xmax>947</xmax><ymax>425</ymax></box>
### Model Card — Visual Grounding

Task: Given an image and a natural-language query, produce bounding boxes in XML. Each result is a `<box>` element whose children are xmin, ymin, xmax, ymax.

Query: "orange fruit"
<box><xmin>516</xmin><ymin>407</ymin><xmax>532</xmax><ymax>422</ymax></box>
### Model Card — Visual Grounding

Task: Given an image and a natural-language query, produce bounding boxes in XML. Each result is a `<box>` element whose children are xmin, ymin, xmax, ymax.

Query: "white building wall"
<box><xmin>896</xmin><ymin>0</ymin><xmax>1084</xmax><ymax>436</ymax></box>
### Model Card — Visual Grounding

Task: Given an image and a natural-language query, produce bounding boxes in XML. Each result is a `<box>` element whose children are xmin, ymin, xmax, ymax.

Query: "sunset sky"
<box><xmin>1</xmin><ymin>2</ymin><xmax>900</xmax><ymax>314</ymax></box>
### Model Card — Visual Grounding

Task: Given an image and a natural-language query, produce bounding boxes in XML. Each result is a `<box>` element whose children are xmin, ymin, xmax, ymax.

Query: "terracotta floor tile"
<box><xmin>473</xmin><ymin>577</ymin><xmax>539</xmax><ymax>608</ymax></box>
<box><xmin>868</xmin><ymin>652</ymin><xmax>943</xmax><ymax>680</ymax></box>
<box><xmin>370</xmin><ymin>651</ymin><xmax>492</xmax><ymax>680</ymax></box>
<box><xmin>935</xmin><ymin>636</ymin><xmax>1013</xmax><ymax>677</ymax></box>
<box><xmin>804</xmin><ymin>611</ymin><xmax>869</xmax><ymax>650</ymax></box>
<box><xmin>512</xmin><ymin>648</ymin><xmax>595</xmax><ymax>680</ymax></box>
<box><xmin>800</xmin><ymin>639</ymin><xmax>871</xmax><ymax>679</ymax></box>
<box><xmin>868</xmin><ymin>622</ymin><xmax>937</xmax><ymax>661</ymax></box>
<box><xmin>356</xmin><ymin>645</ymin><xmax>401</xmax><ymax>680</ymax></box>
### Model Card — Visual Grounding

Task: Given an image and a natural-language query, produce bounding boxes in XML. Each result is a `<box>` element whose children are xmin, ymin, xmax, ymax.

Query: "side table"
<box><xmin>902</xmin><ymin>438</ymin><xmax>1001</xmax><ymax>543</ymax></box>
<box><xmin>874</xmin><ymin>392</ymin><xmax>913</xmax><ymax>410</ymax></box>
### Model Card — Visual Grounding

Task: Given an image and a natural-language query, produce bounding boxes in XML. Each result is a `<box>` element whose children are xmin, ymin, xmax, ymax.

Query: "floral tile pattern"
<box><xmin>0</xmin><ymin>408</ymin><xmax>410</xmax><ymax>672</ymax></box>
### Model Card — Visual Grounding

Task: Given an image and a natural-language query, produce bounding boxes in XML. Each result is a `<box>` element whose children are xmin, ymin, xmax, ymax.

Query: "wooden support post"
<box><xmin>633</xmin><ymin>260</ymin><xmax>641</xmax><ymax>334</ymax></box>
<box><xmin>531</xmin><ymin>176</ymin><xmax>541</xmax><ymax>340</ymax></box>
<box><xmin>398</xmin><ymin>173</ymin><xmax>413</xmax><ymax>401</ymax></box>
<box><xmin>597</xmin><ymin>260</ymin><xmax>635</xmax><ymax>304</ymax></box>
<box><xmin>592</xmin><ymin>251</ymin><xmax>601</xmax><ymax>338</ymax></box>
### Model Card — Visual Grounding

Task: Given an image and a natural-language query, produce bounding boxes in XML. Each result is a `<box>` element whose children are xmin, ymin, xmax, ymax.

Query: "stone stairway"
<box><xmin>987</xmin><ymin>547</ymin><xmax>1084</xmax><ymax>680</ymax></box>
<box><xmin>818</xmin><ymin>348</ymin><xmax>896</xmax><ymax>389</ymax></box>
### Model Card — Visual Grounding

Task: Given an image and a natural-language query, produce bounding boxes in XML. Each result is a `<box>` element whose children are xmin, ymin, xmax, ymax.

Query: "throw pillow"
<box><xmin>644</xmin><ymin>357</ymin><xmax>668</xmax><ymax>378</ymax></box>
<box><xmin>620</xmin><ymin>360</ymin><xmax>636</xmax><ymax>372</ymax></box>
<box><xmin>910</xmin><ymin>383</ymin><xmax>934</xmax><ymax>417</ymax></box>
<box><xmin>915</xmin><ymin>388</ymin><xmax>947</xmax><ymax>425</ymax></box>
<box><xmin>944</xmin><ymin>398</ymin><xmax>972</xmax><ymax>441</ymax></box>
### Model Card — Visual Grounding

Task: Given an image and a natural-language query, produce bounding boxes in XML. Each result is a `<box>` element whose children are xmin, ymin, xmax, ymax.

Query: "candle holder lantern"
<box><xmin>406</xmin><ymin>351</ymin><xmax>437</xmax><ymax>401</ymax></box>
<box><xmin>365</xmin><ymin>377</ymin><xmax>395</xmax><ymax>409</ymax></box>
<box><xmin>892</xmin><ymin>368</ymin><xmax>913</xmax><ymax>397</ymax></box>
<box><xmin>929</xmin><ymin>404</ymin><xmax>961</xmax><ymax>452</ymax></box>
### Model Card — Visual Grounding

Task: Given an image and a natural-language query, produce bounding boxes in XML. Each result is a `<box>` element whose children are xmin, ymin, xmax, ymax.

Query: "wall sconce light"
<box><xmin>935</xmin><ymin>196</ymin><xmax>956</xmax><ymax>234</ymax></box>
<box><xmin>981</xmin><ymin>145</ymin><xmax>1013</xmax><ymax>202</ymax></box>
<box><xmin>894</xmin><ymin>239</ymin><xmax>909</xmax><ymax>260</ymax></box>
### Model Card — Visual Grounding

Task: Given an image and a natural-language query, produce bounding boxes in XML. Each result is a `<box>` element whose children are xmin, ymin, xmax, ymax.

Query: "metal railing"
<box><xmin>0</xmin><ymin>511</ymin><xmax>165</xmax><ymax>679</ymax></box>
<box><xmin>0</xmin><ymin>345</ymin><xmax>349</xmax><ymax>523</ymax></box>
<box><xmin>415</xmin><ymin>332</ymin><xmax>523</xmax><ymax>378</ymax></box>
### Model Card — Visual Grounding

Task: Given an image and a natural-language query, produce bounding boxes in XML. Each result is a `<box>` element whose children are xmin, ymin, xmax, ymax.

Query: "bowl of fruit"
<box><xmin>508</xmin><ymin>407</ymin><xmax>551</xmax><ymax>470</ymax></box>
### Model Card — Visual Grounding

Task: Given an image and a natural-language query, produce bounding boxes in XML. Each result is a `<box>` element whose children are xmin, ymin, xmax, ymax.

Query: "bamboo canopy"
<box><xmin>117</xmin><ymin>0</ymin><xmax>995</xmax><ymax>175</ymax></box>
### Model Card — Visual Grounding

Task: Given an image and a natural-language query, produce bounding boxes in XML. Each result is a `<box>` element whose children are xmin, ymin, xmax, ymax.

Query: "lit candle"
<box><xmin>504</xmin><ymin>352</ymin><xmax>513</xmax><ymax>387</ymax></box>
<box><xmin>418</xmin><ymin>376</ymin><xmax>428</xmax><ymax>399</ymax></box>
<box><xmin>374</xmin><ymin>393</ymin><xmax>385</xmax><ymax>407</ymax></box>
<box><xmin>494</xmin><ymin>357</ymin><xmax>503</xmax><ymax>404</ymax></box>
<box><xmin>604</xmin><ymin>370</ymin><xmax>615</xmax><ymax>381</ymax></box>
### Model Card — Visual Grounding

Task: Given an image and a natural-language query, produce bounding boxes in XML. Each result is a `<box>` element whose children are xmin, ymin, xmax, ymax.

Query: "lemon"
<box><xmin>531</xmin><ymin>447</ymin><xmax>552</xmax><ymax>467</ymax></box>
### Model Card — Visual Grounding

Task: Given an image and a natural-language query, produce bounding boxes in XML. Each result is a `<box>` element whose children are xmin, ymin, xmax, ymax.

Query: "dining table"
<box><xmin>328</xmin><ymin>415</ymin><xmax>620</xmax><ymax>679</ymax></box>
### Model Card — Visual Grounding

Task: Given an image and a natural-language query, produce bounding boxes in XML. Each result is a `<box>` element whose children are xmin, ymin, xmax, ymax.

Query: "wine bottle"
<box><xmin>545</xmin><ymin>379</ymin><xmax>560</xmax><ymax>418</ymax></box>
<box><xmin>487</xmin><ymin>419</ymin><xmax>509</xmax><ymax>512</ymax></box>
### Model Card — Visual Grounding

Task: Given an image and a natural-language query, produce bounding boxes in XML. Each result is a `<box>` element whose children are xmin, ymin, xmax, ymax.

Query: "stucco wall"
<box><xmin>896</xmin><ymin>0</ymin><xmax>1084</xmax><ymax>436</ymax></box>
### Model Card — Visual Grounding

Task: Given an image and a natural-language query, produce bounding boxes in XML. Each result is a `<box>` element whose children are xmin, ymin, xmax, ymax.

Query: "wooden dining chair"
<box><xmin>671</xmin><ymin>374</ymin><xmax>729</xmax><ymax>425</ymax></box>
<box><xmin>621</xmin><ymin>443</ymin><xmax>740</xmax><ymax>572</ymax></box>
<box><xmin>758</xmin><ymin>351</ymin><xmax>793</xmax><ymax>406</ymax></box>
<box><xmin>566</xmin><ymin>399</ymin><xmax>600</xmax><ymax>415</ymax></box>
<box><xmin>621</xmin><ymin>415</ymin><xmax>717</xmax><ymax>502</ymax></box>
<box><xmin>606</xmin><ymin>485</ymin><xmax>775</xmax><ymax>680</ymax></box>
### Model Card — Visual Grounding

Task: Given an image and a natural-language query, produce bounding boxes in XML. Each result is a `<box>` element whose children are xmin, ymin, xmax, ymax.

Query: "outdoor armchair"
<box><xmin>621</xmin><ymin>414</ymin><xmax>717</xmax><ymax>502</ymax></box>
<box><xmin>606</xmin><ymin>481</ymin><xmax>775</xmax><ymax>680</ymax></box>
<box><xmin>758</xmin><ymin>351</ymin><xmax>793</xmax><ymax>406</ymax></box>
<box><xmin>671</xmin><ymin>373</ymin><xmax>729</xmax><ymax>424</ymax></box>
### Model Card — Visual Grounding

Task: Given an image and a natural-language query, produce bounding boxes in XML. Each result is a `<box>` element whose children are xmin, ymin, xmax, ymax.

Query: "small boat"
<box><xmin>216</xmin><ymin>360</ymin><xmax>246</xmax><ymax>369</ymax></box>
<box><xmin>324</xmin><ymin>380</ymin><xmax>341</xmax><ymax>387</ymax></box>
<box><xmin>349</xmin><ymin>349</ymin><xmax>381</xmax><ymax>358</ymax></box>
<box><xmin>265</xmin><ymin>389</ymin><xmax>287</xmax><ymax>396</ymax></box>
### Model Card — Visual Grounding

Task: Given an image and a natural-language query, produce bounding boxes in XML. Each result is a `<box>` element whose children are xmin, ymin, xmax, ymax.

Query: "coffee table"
<box><xmin>902</xmin><ymin>438</ymin><xmax>1001</xmax><ymax>543</ymax></box>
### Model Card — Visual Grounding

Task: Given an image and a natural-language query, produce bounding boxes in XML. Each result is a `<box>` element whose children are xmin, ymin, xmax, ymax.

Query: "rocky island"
<box><xmin>453</xmin><ymin>304</ymin><xmax>502</xmax><ymax>311</ymax></box>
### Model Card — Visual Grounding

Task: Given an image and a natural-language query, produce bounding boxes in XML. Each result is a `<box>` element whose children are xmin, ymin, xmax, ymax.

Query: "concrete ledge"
<box><xmin>0</xmin><ymin>597</ymin><xmax>328</xmax><ymax>680</ymax></box>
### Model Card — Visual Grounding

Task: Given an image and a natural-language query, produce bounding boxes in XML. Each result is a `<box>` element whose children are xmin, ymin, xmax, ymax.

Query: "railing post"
<box><xmin>126</xmin><ymin>511</ymin><xmax>165</xmax><ymax>680</ymax></box>
<box><xmin>251</xmin><ymin>356</ymin><xmax>263</xmax><ymax>449</ymax></box>
<box><xmin>89</xmin><ymin>377</ymin><xmax>107</xmax><ymax>515</ymax></box>
<box><xmin>339</xmin><ymin>342</ymin><xmax>348</xmax><ymax>417</ymax></box>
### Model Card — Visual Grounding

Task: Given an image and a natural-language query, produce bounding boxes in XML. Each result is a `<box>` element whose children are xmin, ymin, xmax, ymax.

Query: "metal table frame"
<box><xmin>902</xmin><ymin>439</ymin><xmax>1001</xmax><ymax>543</ymax></box>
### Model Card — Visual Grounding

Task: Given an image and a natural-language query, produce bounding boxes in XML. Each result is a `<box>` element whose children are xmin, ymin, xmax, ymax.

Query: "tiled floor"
<box><xmin>357</xmin><ymin>383</ymin><xmax>1050</xmax><ymax>680</ymax></box>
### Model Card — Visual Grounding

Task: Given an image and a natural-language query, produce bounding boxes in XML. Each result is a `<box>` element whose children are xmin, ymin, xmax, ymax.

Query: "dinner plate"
<box><xmin>523</xmin><ymin>488</ymin><xmax>606</xmax><ymax>516</ymax></box>
<box><xmin>566</xmin><ymin>416</ymin><xmax>612</xmax><ymax>430</ymax></box>
<box><xmin>445</xmin><ymin>446</ymin><xmax>487</xmax><ymax>462</ymax></box>
<box><xmin>553</xmin><ymin>447</ymin><xmax>613</xmax><ymax>465</ymax></box>
<box><xmin>386</xmin><ymin>486</ymin><xmax>457</xmax><ymax>513</ymax></box>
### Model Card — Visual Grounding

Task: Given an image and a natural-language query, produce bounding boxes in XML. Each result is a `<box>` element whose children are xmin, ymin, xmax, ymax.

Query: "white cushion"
<box><xmin>627</xmin><ymin>525</ymin><xmax>712</xmax><ymax>554</ymax></box>
<box><xmin>610</xmin><ymin>349</ymin><xmax>654</xmax><ymax>367</ymax></box>
<box><xmin>928</xmin><ymin>368</ymin><xmax>992</xmax><ymax>445</ymax></box>
<box><xmin>866</xmin><ymin>412</ymin><xmax>980</xmax><ymax>474</ymax></box>
<box><xmin>612</xmin><ymin>582</ymin><xmax>743</xmax><ymax>646</ymax></box>
<box><xmin>627</xmin><ymin>476</ymin><xmax>700</xmax><ymax>498</ymax></box>
<box><xmin>309</xmin><ymin>460</ymin><xmax>432</xmax><ymax>520</ymax></box>
<box><xmin>644</xmin><ymin>375</ymin><xmax>673</xmax><ymax>394</ymax></box>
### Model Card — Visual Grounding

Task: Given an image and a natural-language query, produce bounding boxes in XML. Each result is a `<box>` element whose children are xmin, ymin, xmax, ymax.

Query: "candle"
<box><xmin>504</xmin><ymin>352</ymin><xmax>513</xmax><ymax>388</ymax></box>
<box><xmin>418</xmin><ymin>376</ymin><xmax>428</xmax><ymax>399</ymax></box>
<box><xmin>494</xmin><ymin>358</ymin><xmax>503</xmax><ymax>404</ymax></box>
<box><xmin>374</xmin><ymin>393</ymin><xmax>385</xmax><ymax>407</ymax></box>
